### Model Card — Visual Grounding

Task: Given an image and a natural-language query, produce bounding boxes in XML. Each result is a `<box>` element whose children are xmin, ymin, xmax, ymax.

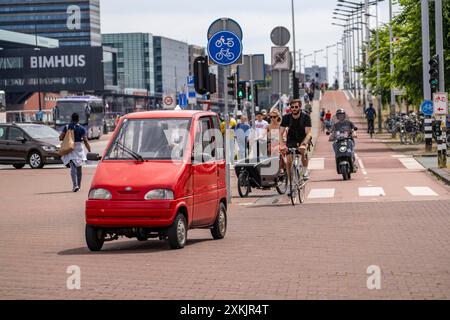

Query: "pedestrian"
<box><xmin>235</xmin><ymin>115</ymin><xmax>250</xmax><ymax>160</ymax></box>
<box><xmin>268</xmin><ymin>108</ymin><xmax>282</xmax><ymax>156</ymax></box>
<box><xmin>365</xmin><ymin>102</ymin><xmax>377</xmax><ymax>133</ymax></box>
<box><xmin>59</xmin><ymin>113</ymin><xmax>91</xmax><ymax>192</ymax></box>
<box><xmin>253</xmin><ymin>111</ymin><xmax>269</xmax><ymax>158</ymax></box>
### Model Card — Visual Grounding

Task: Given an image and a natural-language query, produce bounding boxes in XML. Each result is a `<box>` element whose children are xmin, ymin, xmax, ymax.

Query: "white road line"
<box><xmin>399</xmin><ymin>158</ymin><xmax>425</xmax><ymax>170</ymax></box>
<box><xmin>405</xmin><ymin>187</ymin><xmax>438</xmax><ymax>196</ymax></box>
<box><xmin>391</xmin><ymin>155</ymin><xmax>408</xmax><ymax>158</ymax></box>
<box><xmin>359</xmin><ymin>187</ymin><xmax>385</xmax><ymax>197</ymax></box>
<box><xmin>308</xmin><ymin>188</ymin><xmax>335</xmax><ymax>199</ymax></box>
<box><xmin>308</xmin><ymin>158</ymin><xmax>325</xmax><ymax>170</ymax></box>
<box><xmin>355</xmin><ymin>153</ymin><xmax>367</xmax><ymax>175</ymax></box>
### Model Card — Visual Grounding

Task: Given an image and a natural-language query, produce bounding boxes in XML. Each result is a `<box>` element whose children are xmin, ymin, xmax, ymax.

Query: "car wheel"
<box><xmin>167</xmin><ymin>213</ymin><xmax>187</xmax><ymax>249</ymax></box>
<box><xmin>28</xmin><ymin>151</ymin><xmax>44</xmax><ymax>169</ymax></box>
<box><xmin>211</xmin><ymin>203</ymin><xmax>227</xmax><ymax>240</ymax></box>
<box><xmin>85</xmin><ymin>225</ymin><xmax>104</xmax><ymax>252</ymax></box>
<box><xmin>13</xmin><ymin>164</ymin><xmax>25</xmax><ymax>169</ymax></box>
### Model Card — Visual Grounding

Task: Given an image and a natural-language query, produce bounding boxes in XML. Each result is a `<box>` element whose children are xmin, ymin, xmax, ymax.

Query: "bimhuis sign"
<box><xmin>0</xmin><ymin>46</ymin><xmax>104</xmax><ymax>93</ymax></box>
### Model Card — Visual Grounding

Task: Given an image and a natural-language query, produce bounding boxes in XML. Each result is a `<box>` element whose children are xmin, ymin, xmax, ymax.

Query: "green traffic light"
<box><xmin>238</xmin><ymin>90</ymin><xmax>244</xmax><ymax>98</ymax></box>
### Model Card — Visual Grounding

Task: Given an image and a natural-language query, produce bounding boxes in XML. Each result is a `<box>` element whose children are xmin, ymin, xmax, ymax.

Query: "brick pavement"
<box><xmin>1</xmin><ymin>166</ymin><xmax>450</xmax><ymax>299</ymax></box>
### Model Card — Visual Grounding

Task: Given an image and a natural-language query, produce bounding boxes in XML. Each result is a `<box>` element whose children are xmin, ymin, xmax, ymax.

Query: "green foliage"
<box><xmin>360</xmin><ymin>0</ymin><xmax>450</xmax><ymax>108</ymax></box>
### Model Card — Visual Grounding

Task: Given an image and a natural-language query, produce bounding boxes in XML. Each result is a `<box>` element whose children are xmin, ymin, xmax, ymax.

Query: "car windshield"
<box><xmin>55</xmin><ymin>102</ymin><xmax>87</xmax><ymax>125</ymax></box>
<box><xmin>21</xmin><ymin>125</ymin><xmax>60</xmax><ymax>139</ymax></box>
<box><xmin>105</xmin><ymin>118</ymin><xmax>191</xmax><ymax>161</ymax></box>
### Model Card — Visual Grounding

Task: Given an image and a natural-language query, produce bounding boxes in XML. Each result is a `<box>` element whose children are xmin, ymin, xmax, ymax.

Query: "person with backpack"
<box><xmin>365</xmin><ymin>102</ymin><xmax>377</xmax><ymax>134</ymax></box>
<box><xmin>279</xmin><ymin>99</ymin><xmax>312</xmax><ymax>185</ymax></box>
<box><xmin>59</xmin><ymin>113</ymin><xmax>91</xmax><ymax>192</ymax></box>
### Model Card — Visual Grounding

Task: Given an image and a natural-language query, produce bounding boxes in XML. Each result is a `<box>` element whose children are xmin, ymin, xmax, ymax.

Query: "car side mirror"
<box><xmin>16</xmin><ymin>136</ymin><xmax>26</xmax><ymax>143</ymax></box>
<box><xmin>87</xmin><ymin>152</ymin><xmax>101</xmax><ymax>161</ymax></box>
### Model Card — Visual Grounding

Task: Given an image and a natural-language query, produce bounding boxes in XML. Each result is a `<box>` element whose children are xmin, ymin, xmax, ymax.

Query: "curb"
<box><xmin>428</xmin><ymin>168</ymin><xmax>450</xmax><ymax>186</ymax></box>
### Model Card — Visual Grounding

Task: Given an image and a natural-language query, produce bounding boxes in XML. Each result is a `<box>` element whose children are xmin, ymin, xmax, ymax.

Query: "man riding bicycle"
<box><xmin>365</xmin><ymin>102</ymin><xmax>377</xmax><ymax>134</ymax></box>
<box><xmin>279</xmin><ymin>99</ymin><xmax>312</xmax><ymax>187</ymax></box>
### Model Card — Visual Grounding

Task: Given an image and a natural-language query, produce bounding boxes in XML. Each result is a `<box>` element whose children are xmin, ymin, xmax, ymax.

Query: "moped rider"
<box><xmin>328</xmin><ymin>108</ymin><xmax>358</xmax><ymax>172</ymax></box>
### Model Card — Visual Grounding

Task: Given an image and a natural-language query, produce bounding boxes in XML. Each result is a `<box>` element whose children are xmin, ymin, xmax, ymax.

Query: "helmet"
<box><xmin>336</xmin><ymin>108</ymin><xmax>346</xmax><ymax>121</ymax></box>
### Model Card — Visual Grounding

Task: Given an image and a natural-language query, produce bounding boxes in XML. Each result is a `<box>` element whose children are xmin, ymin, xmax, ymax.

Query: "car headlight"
<box><xmin>339</xmin><ymin>146</ymin><xmax>347</xmax><ymax>153</ymax></box>
<box><xmin>144</xmin><ymin>189</ymin><xmax>174</xmax><ymax>200</ymax></box>
<box><xmin>42</xmin><ymin>145</ymin><xmax>57</xmax><ymax>152</ymax></box>
<box><xmin>89</xmin><ymin>188</ymin><xmax>112</xmax><ymax>200</ymax></box>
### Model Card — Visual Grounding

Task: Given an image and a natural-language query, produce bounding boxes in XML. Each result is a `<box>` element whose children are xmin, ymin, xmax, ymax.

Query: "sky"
<box><xmin>100</xmin><ymin>0</ymin><xmax>397</xmax><ymax>84</ymax></box>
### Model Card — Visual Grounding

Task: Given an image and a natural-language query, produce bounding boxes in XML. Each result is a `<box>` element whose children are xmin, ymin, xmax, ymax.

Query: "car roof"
<box><xmin>124</xmin><ymin>110</ymin><xmax>218</xmax><ymax>120</ymax></box>
<box><xmin>1</xmin><ymin>123</ymin><xmax>49</xmax><ymax>127</ymax></box>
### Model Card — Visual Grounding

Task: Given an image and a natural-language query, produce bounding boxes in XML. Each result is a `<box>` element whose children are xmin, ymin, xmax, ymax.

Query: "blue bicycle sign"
<box><xmin>420</xmin><ymin>100</ymin><xmax>434</xmax><ymax>116</ymax></box>
<box><xmin>208</xmin><ymin>31</ymin><xmax>242</xmax><ymax>66</ymax></box>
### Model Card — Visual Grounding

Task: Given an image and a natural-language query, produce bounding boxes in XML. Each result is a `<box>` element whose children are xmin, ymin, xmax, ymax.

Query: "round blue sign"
<box><xmin>420</xmin><ymin>99</ymin><xmax>434</xmax><ymax>116</ymax></box>
<box><xmin>207</xmin><ymin>31</ymin><xmax>242</xmax><ymax>66</ymax></box>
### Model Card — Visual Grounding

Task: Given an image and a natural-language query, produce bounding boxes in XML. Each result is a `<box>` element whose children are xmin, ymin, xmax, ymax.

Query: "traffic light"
<box><xmin>208</xmin><ymin>73</ymin><xmax>217</xmax><ymax>95</ymax></box>
<box><xmin>246</xmin><ymin>83</ymin><xmax>252</xmax><ymax>101</ymax></box>
<box><xmin>227</xmin><ymin>74</ymin><xmax>236</xmax><ymax>97</ymax></box>
<box><xmin>253</xmin><ymin>84</ymin><xmax>259</xmax><ymax>106</ymax></box>
<box><xmin>429</xmin><ymin>55</ymin><xmax>439</xmax><ymax>91</ymax></box>
<box><xmin>193</xmin><ymin>56</ymin><xmax>208</xmax><ymax>95</ymax></box>
<box><xmin>237</xmin><ymin>82</ymin><xmax>245</xmax><ymax>100</ymax></box>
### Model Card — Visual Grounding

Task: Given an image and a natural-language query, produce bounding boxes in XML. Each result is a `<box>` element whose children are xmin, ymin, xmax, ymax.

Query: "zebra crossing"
<box><xmin>307</xmin><ymin>186</ymin><xmax>440</xmax><ymax>200</ymax></box>
<box><xmin>308</xmin><ymin>155</ymin><xmax>425</xmax><ymax>171</ymax></box>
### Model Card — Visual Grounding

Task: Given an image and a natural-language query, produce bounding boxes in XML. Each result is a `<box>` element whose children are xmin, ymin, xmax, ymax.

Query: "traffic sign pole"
<box><xmin>224</xmin><ymin>66</ymin><xmax>231</xmax><ymax>203</ymax></box>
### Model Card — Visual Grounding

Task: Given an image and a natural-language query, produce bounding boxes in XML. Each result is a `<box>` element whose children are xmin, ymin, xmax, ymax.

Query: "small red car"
<box><xmin>85</xmin><ymin>111</ymin><xmax>227</xmax><ymax>251</ymax></box>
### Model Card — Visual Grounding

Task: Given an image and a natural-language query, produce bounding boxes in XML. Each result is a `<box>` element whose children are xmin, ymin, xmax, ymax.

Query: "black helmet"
<box><xmin>336</xmin><ymin>108</ymin><xmax>346</xmax><ymax>120</ymax></box>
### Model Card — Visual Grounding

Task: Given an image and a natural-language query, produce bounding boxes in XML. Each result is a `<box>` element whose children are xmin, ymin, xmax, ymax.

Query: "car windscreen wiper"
<box><xmin>113</xmin><ymin>140</ymin><xmax>144</xmax><ymax>162</ymax></box>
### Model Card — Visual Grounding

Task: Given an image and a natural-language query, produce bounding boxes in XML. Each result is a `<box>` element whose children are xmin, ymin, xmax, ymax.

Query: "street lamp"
<box><xmin>313</xmin><ymin>49</ymin><xmax>324</xmax><ymax>66</ymax></box>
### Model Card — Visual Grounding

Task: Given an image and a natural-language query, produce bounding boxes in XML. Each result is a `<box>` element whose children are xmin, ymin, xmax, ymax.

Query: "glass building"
<box><xmin>102</xmin><ymin>33</ymin><xmax>155</xmax><ymax>95</ymax></box>
<box><xmin>0</xmin><ymin>0</ymin><xmax>101</xmax><ymax>47</ymax></box>
<box><xmin>153</xmin><ymin>36</ymin><xmax>189</xmax><ymax>98</ymax></box>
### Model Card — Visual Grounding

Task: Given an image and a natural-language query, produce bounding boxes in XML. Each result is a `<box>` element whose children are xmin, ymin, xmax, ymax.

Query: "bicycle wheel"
<box><xmin>298</xmin><ymin>175</ymin><xmax>306</xmax><ymax>204</ymax></box>
<box><xmin>289</xmin><ymin>166</ymin><xmax>298</xmax><ymax>206</ymax></box>
<box><xmin>237</xmin><ymin>171</ymin><xmax>250</xmax><ymax>198</ymax></box>
<box><xmin>276</xmin><ymin>171</ymin><xmax>288</xmax><ymax>195</ymax></box>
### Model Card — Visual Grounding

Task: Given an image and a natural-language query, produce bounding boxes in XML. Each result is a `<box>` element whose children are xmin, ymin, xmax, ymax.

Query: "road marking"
<box><xmin>359</xmin><ymin>187</ymin><xmax>385</xmax><ymax>197</ymax></box>
<box><xmin>405</xmin><ymin>187</ymin><xmax>438</xmax><ymax>196</ymax></box>
<box><xmin>308</xmin><ymin>188</ymin><xmax>335</xmax><ymax>199</ymax></box>
<box><xmin>399</xmin><ymin>158</ymin><xmax>424</xmax><ymax>170</ymax></box>
<box><xmin>392</xmin><ymin>155</ymin><xmax>408</xmax><ymax>158</ymax></box>
<box><xmin>308</xmin><ymin>158</ymin><xmax>325</xmax><ymax>170</ymax></box>
<box><xmin>355</xmin><ymin>153</ymin><xmax>367</xmax><ymax>175</ymax></box>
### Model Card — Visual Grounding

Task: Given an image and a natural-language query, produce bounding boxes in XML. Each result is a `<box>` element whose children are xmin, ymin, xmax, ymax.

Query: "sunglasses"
<box><xmin>290</xmin><ymin>105</ymin><xmax>300</xmax><ymax>109</ymax></box>
<box><xmin>270</xmin><ymin>115</ymin><xmax>278</xmax><ymax>118</ymax></box>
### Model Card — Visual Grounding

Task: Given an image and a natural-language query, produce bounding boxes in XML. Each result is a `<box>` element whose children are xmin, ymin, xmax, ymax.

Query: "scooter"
<box><xmin>327</xmin><ymin>128</ymin><xmax>358</xmax><ymax>181</ymax></box>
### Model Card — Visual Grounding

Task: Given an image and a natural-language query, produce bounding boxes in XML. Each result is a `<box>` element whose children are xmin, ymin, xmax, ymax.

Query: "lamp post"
<box><xmin>325</xmin><ymin>44</ymin><xmax>337</xmax><ymax>85</ymax></box>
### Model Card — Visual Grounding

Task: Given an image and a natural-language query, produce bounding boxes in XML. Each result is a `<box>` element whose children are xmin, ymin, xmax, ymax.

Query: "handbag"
<box><xmin>58</xmin><ymin>128</ymin><xmax>75</xmax><ymax>156</ymax></box>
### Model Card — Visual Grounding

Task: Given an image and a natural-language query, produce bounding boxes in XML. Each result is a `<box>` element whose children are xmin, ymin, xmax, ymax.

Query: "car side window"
<box><xmin>0</xmin><ymin>126</ymin><xmax>7</xmax><ymax>140</ymax></box>
<box><xmin>8</xmin><ymin>127</ymin><xmax>24</xmax><ymax>141</ymax></box>
<box><xmin>212</xmin><ymin>116</ymin><xmax>224</xmax><ymax>160</ymax></box>
<box><xmin>193</xmin><ymin>117</ymin><xmax>213</xmax><ymax>163</ymax></box>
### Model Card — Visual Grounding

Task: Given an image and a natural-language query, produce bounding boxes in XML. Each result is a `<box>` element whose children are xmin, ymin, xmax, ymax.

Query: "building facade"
<box><xmin>153</xmin><ymin>36</ymin><xmax>189</xmax><ymax>98</ymax></box>
<box><xmin>305</xmin><ymin>65</ymin><xmax>328</xmax><ymax>84</ymax></box>
<box><xmin>188</xmin><ymin>44</ymin><xmax>205</xmax><ymax>76</ymax></box>
<box><xmin>102</xmin><ymin>33</ymin><xmax>155</xmax><ymax>94</ymax></box>
<box><xmin>0</xmin><ymin>0</ymin><xmax>101</xmax><ymax>47</ymax></box>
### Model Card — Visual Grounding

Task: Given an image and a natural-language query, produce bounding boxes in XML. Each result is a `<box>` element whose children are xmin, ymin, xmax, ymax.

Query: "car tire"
<box><xmin>28</xmin><ymin>151</ymin><xmax>44</xmax><ymax>169</ymax></box>
<box><xmin>85</xmin><ymin>225</ymin><xmax>104</xmax><ymax>252</ymax></box>
<box><xmin>167</xmin><ymin>213</ymin><xmax>187</xmax><ymax>249</ymax></box>
<box><xmin>211</xmin><ymin>203</ymin><xmax>227</xmax><ymax>240</ymax></box>
<box><xmin>13</xmin><ymin>164</ymin><xmax>25</xmax><ymax>169</ymax></box>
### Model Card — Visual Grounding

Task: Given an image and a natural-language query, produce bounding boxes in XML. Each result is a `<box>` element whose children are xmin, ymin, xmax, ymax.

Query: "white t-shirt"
<box><xmin>255</xmin><ymin>120</ymin><xmax>269</xmax><ymax>139</ymax></box>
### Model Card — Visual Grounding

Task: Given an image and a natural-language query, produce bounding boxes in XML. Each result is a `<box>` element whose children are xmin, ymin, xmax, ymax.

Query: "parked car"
<box><xmin>0</xmin><ymin>123</ymin><xmax>62</xmax><ymax>169</ymax></box>
<box><xmin>85</xmin><ymin>110</ymin><xmax>228</xmax><ymax>251</ymax></box>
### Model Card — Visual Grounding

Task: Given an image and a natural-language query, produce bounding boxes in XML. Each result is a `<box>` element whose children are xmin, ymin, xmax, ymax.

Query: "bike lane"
<box><xmin>306</xmin><ymin>90</ymin><xmax>450</xmax><ymax>204</ymax></box>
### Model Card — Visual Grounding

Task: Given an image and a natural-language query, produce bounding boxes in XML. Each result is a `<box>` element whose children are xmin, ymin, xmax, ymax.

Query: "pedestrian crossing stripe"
<box><xmin>308</xmin><ymin>158</ymin><xmax>325</xmax><ymax>170</ymax></box>
<box><xmin>405</xmin><ymin>187</ymin><xmax>438</xmax><ymax>196</ymax></box>
<box><xmin>358</xmin><ymin>187</ymin><xmax>386</xmax><ymax>197</ymax></box>
<box><xmin>398</xmin><ymin>158</ymin><xmax>424</xmax><ymax>170</ymax></box>
<box><xmin>308</xmin><ymin>188</ymin><xmax>335</xmax><ymax>199</ymax></box>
